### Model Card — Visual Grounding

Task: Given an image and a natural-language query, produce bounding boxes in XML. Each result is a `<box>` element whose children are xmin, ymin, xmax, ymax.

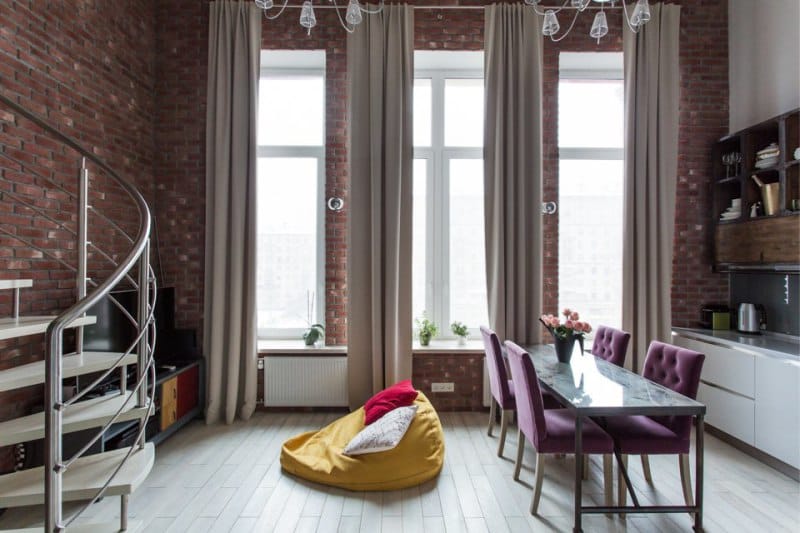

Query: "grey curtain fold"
<box><xmin>622</xmin><ymin>4</ymin><xmax>681</xmax><ymax>372</ymax></box>
<box><xmin>346</xmin><ymin>5</ymin><xmax>414</xmax><ymax>410</ymax></box>
<box><xmin>204</xmin><ymin>1</ymin><xmax>261</xmax><ymax>423</ymax></box>
<box><xmin>483</xmin><ymin>4</ymin><xmax>544</xmax><ymax>344</ymax></box>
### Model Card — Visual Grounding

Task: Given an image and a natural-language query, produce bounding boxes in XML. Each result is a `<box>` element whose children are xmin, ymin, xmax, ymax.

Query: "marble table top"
<box><xmin>522</xmin><ymin>344</ymin><xmax>706</xmax><ymax>417</ymax></box>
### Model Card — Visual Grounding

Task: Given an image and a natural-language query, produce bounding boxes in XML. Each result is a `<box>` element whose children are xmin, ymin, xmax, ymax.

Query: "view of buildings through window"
<box><xmin>558</xmin><ymin>52</ymin><xmax>625</xmax><ymax>332</ymax></box>
<box><xmin>413</xmin><ymin>52</ymin><xmax>488</xmax><ymax>336</ymax></box>
<box><xmin>256</xmin><ymin>51</ymin><xmax>326</xmax><ymax>337</ymax></box>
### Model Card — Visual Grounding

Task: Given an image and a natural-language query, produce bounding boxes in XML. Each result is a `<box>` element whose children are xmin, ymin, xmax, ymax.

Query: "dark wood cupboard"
<box><xmin>712</xmin><ymin>108</ymin><xmax>800</xmax><ymax>269</ymax></box>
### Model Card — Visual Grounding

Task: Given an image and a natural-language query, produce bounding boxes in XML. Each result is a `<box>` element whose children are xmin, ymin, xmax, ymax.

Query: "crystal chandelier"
<box><xmin>525</xmin><ymin>0</ymin><xmax>651</xmax><ymax>42</ymax></box>
<box><xmin>254</xmin><ymin>0</ymin><xmax>384</xmax><ymax>35</ymax></box>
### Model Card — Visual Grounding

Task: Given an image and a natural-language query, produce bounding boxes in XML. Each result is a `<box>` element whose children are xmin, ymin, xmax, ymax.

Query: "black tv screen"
<box><xmin>83</xmin><ymin>287</ymin><xmax>179</xmax><ymax>358</ymax></box>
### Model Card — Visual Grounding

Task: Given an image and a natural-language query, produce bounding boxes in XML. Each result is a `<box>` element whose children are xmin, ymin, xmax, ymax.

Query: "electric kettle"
<box><xmin>737</xmin><ymin>303</ymin><xmax>762</xmax><ymax>333</ymax></box>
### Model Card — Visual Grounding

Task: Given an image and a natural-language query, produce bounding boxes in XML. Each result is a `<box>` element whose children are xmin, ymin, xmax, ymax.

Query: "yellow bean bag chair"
<box><xmin>280</xmin><ymin>392</ymin><xmax>444</xmax><ymax>491</ymax></box>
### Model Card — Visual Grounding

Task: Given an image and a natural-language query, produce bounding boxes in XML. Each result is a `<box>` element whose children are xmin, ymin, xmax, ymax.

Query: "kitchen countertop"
<box><xmin>673</xmin><ymin>327</ymin><xmax>800</xmax><ymax>361</ymax></box>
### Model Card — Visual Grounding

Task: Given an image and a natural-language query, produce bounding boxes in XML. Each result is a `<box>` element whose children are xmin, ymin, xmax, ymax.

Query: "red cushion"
<box><xmin>364</xmin><ymin>380</ymin><xmax>419</xmax><ymax>425</ymax></box>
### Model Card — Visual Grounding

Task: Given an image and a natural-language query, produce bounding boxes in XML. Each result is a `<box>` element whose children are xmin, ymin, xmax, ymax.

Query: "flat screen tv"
<box><xmin>83</xmin><ymin>287</ymin><xmax>195</xmax><ymax>361</ymax></box>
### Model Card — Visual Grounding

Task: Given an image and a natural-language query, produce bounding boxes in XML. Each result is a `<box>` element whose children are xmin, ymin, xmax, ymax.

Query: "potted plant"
<box><xmin>451</xmin><ymin>321</ymin><xmax>469</xmax><ymax>346</ymax></box>
<box><xmin>415</xmin><ymin>312</ymin><xmax>438</xmax><ymax>347</ymax></box>
<box><xmin>539</xmin><ymin>308</ymin><xmax>592</xmax><ymax>364</ymax></box>
<box><xmin>302</xmin><ymin>291</ymin><xmax>325</xmax><ymax>347</ymax></box>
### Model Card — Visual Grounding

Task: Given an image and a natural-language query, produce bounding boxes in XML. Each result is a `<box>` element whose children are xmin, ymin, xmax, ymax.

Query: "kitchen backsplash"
<box><xmin>730</xmin><ymin>273</ymin><xmax>800</xmax><ymax>336</ymax></box>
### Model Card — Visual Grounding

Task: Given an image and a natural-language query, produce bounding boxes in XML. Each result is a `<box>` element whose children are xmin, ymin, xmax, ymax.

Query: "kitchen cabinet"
<box><xmin>675</xmin><ymin>336</ymin><xmax>755</xmax><ymax>445</ymax></box>
<box><xmin>673</xmin><ymin>332</ymin><xmax>799</xmax><ymax>471</ymax></box>
<box><xmin>755</xmin><ymin>356</ymin><xmax>800</xmax><ymax>469</ymax></box>
<box><xmin>712</xmin><ymin>108</ymin><xmax>800</xmax><ymax>270</ymax></box>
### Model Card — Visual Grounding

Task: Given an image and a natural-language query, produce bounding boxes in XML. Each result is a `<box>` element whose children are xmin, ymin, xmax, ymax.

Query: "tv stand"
<box><xmin>150</xmin><ymin>358</ymin><xmax>203</xmax><ymax>445</ymax></box>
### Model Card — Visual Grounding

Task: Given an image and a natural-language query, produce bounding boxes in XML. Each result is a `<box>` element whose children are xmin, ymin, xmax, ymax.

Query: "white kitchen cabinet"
<box><xmin>676</xmin><ymin>336</ymin><xmax>755</xmax><ymax>398</ymax></box>
<box><xmin>697</xmin><ymin>382</ymin><xmax>755</xmax><ymax>445</ymax></box>
<box><xmin>674</xmin><ymin>331</ymin><xmax>800</xmax><ymax>470</ymax></box>
<box><xmin>755</xmin><ymin>356</ymin><xmax>800</xmax><ymax>469</ymax></box>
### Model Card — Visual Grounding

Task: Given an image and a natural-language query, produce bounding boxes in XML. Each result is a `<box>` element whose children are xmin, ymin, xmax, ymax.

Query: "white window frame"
<box><xmin>415</xmin><ymin>66</ymin><xmax>485</xmax><ymax>338</ymax></box>
<box><xmin>257</xmin><ymin>60</ymin><xmax>326</xmax><ymax>339</ymax></box>
<box><xmin>558</xmin><ymin>53</ymin><xmax>624</xmax><ymax>161</ymax></box>
<box><xmin>557</xmin><ymin>52</ymin><xmax>624</xmax><ymax>335</ymax></box>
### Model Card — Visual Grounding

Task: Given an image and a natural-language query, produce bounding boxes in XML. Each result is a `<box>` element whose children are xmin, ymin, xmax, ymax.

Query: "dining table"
<box><xmin>522</xmin><ymin>344</ymin><xmax>707</xmax><ymax>533</ymax></box>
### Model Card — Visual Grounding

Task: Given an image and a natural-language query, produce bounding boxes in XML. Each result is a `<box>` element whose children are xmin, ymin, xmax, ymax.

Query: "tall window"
<box><xmin>558</xmin><ymin>52</ymin><xmax>624</xmax><ymax>330</ymax></box>
<box><xmin>413</xmin><ymin>51</ymin><xmax>488</xmax><ymax>336</ymax></box>
<box><xmin>256</xmin><ymin>50</ymin><xmax>326</xmax><ymax>338</ymax></box>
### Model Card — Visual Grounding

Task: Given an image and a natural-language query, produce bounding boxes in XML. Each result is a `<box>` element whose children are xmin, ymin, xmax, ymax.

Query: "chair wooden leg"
<box><xmin>603</xmin><ymin>454</ymin><xmax>613</xmax><ymax>516</ymax></box>
<box><xmin>487</xmin><ymin>399</ymin><xmax>496</xmax><ymax>437</ymax></box>
<box><xmin>617</xmin><ymin>454</ymin><xmax>628</xmax><ymax>518</ymax></box>
<box><xmin>514</xmin><ymin>430</ymin><xmax>525</xmax><ymax>481</ymax></box>
<box><xmin>641</xmin><ymin>454</ymin><xmax>653</xmax><ymax>484</ymax></box>
<box><xmin>530</xmin><ymin>453</ymin><xmax>546</xmax><ymax>515</ymax></box>
<box><xmin>679</xmin><ymin>453</ymin><xmax>694</xmax><ymax>511</ymax></box>
<box><xmin>497</xmin><ymin>409</ymin><xmax>510</xmax><ymax>457</ymax></box>
<box><xmin>582</xmin><ymin>454</ymin><xmax>589</xmax><ymax>480</ymax></box>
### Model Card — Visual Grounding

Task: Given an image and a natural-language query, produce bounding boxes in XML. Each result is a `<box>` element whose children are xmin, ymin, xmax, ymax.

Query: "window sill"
<box><xmin>413</xmin><ymin>339</ymin><xmax>484</xmax><ymax>354</ymax></box>
<box><xmin>258</xmin><ymin>340</ymin><xmax>347</xmax><ymax>355</ymax></box>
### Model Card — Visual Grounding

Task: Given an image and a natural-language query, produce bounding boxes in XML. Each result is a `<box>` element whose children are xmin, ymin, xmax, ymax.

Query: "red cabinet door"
<box><xmin>176</xmin><ymin>364</ymin><xmax>199</xmax><ymax>420</ymax></box>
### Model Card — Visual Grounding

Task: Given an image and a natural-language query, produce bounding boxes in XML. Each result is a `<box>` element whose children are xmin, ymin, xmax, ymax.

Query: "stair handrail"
<box><xmin>0</xmin><ymin>93</ymin><xmax>152</xmax><ymax>326</ymax></box>
<box><xmin>0</xmin><ymin>91</ymin><xmax>153</xmax><ymax>532</ymax></box>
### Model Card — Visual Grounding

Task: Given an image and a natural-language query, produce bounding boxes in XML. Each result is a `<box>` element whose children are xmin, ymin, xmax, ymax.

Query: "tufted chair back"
<box><xmin>480</xmin><ymin>326</ymin><xmax>513</xmax><ymax>408</ymax></box>
<box><xmin>642</xmin><ymin>341</ymin><xmax>705</xmax><ymax>439</ymax></box>
<box><xmin>504</xmin><ymin>341</ymin><xmax>548</xmax><ymax>449</ymax></box>
<box><xmin>590</xmin><ymin>325</ymin><xmax>631</xmax><ymax>367</ymax></box>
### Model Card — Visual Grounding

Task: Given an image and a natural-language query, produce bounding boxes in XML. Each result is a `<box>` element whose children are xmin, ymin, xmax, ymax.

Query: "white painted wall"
<box><xmin>729</xmin><ymin>0</ymin><xmax>800</xmax><ymax>133</ymax></box>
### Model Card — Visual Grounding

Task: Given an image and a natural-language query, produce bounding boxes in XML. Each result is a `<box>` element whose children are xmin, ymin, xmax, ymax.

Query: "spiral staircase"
<box><xmin>0</xmin><ymin>92</ymin><xmax>156</xmax><ymax>532</ymax></box>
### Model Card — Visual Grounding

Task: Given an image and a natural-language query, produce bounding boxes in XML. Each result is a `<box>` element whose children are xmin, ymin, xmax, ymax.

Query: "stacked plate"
<box><xmin>755</xmin><ymin>156</ymin><xmax>779</xmax><ymax>169</ymax></box>
<box><xmin>719</xmin><ymin>198</ymin><xmax>741</xmax><ymax>221</ymax></box>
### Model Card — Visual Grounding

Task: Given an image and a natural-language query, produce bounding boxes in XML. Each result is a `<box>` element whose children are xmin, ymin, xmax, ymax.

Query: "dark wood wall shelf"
<box><xmin>712</xmin><ymin>108</ymin><xmax>800</xmax><ymax>269</ymax></box>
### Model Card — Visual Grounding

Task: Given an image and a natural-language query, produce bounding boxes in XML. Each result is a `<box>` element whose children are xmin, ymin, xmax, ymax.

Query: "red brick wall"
<box><xmin>0</xmin><ymin>0</ymin><xmax>157</xmax><ymax>470</ymax></box>
<box><xmin>153</xmin><ymin>0</ymin><xmax>208</xmax><ymax>333</ymax></box>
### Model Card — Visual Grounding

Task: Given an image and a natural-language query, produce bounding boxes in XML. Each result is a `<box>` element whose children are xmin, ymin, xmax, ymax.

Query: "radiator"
<box><xmin>263</xmin><ymin>356</ymin><xmax>348</xmax><ymax>407</ymax></box>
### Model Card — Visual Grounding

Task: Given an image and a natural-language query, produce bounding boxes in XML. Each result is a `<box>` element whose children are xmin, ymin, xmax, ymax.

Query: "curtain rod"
<box><xmin>260</xmin><ymin>4</ymin><xmax>624</xmax><ymax>10</ymax></box>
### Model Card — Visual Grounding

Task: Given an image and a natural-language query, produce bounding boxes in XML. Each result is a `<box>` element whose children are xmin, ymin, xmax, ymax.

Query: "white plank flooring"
<box><xmin>0</xmin><ymin>411</ymin><xmax>798</xmax><ymax>532</ymax></box>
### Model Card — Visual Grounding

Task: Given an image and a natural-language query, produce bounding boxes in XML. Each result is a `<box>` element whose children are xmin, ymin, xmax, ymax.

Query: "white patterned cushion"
<box><xmin>343</xmin><ymin>405</ymin><xmax>418</xmax><ymax>456</ymax></box>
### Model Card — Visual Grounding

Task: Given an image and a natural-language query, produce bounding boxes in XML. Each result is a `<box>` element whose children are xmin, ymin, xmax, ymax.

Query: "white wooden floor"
<box><xmin>1</xmin><ymin>411</ymin><xmax>798</xmax><ymax>532</ymax></box>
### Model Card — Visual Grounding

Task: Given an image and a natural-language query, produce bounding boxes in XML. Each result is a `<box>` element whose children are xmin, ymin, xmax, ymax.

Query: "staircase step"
<box><xmin>0</xmin><ymin>352</ymin><xmax>137</xmax><ymax>393</ymax></box>
<box><xmin>0</xmin><ymin>392</ymin><xmax>152</xmax><ymax>447</ymax></box>
<box><xmin>0</xmin><ymin>316</ymin><xmax>96</xmax><ymax>342</ymax></box>
<box><xmin>0</xmin><ymin>443</ymin><xmax>154</xmax><ymax>508</ymax></box>
<box><xmin>0</xmin><ymin>280</ymin><xmax>33</xmax><ymax>290</ymax></box>
<box><xmin>2</xmin><ymin>520</ymin><xmax>142</xmax><ymax>533</ymax></box>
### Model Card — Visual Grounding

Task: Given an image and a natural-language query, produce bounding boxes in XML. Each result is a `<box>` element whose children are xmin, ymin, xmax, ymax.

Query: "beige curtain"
<box><xmin>622</xmin><ymin>4</ymin><xmax>681</xmax><ymax>372</ymax></box>
<box><xmin>204</xmin><ymin>1</ymin><xmax>260</xmax><ymax>423</ymax></box>
<box><xmin>483</xmin><ymin>4</ymin><xmax>544</xmax><ymax>344</ymax></box>
<box><xmin>346</xmin><ymin>5</ymin><xmax>414</xmax><ymax>410</ymax></box>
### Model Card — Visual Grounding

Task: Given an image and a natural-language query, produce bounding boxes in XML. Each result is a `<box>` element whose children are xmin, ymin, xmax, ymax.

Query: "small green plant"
<box><xmin>302</xmin><ymin>290</ymin><xmax>325</xmax><ymax>346</ymax></box>
<box><xmin>303</xmin><ymin>323</ymin><xmax>325</xmax><ymax>346</ymax></box>
<box><xmin>451</xmin><ymin>321</ymin><xmax>468</xmax><ymax>344</ymax></box>
<box><xmin>415</xmin><ymin>312</ymin><xmax>438</xmax><ymax>346</ymax></box>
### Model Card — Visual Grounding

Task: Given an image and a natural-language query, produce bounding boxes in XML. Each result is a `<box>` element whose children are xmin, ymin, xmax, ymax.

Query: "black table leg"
<box><xmin>574</xmin><ymin>414</ymin><xmax>583</xmax><ymax>533</ymax></box>
<box><xmin>694</xmin><ymin>415</ymin><xmax>704</xmax><ymax>532</ymax></box>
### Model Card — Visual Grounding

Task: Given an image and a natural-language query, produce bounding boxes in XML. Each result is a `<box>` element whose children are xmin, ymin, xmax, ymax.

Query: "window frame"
<box><xmin>557</xmin><ymin>53</ymin><xmax>624</xmax><ymax>334</ymax></box>
<box><xmin>414</xmin><ymin>67</ymin><xmax>485</xmax><ymax>338</ymax></box>
<box><xmin>257</xmin><ymin>64</ymin><xmax>327</xmax><ymax>339</ymax></box>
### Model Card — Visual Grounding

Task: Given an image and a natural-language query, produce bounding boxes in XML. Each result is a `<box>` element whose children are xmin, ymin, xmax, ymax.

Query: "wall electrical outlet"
<box><xmin>431</xmin><ymin>382</ymin><xmax>455</xmax><ymax>393</ymax></box>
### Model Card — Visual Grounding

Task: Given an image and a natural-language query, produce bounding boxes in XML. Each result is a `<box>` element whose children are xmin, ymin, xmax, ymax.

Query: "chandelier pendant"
<box><xmin>527</xmin><ymin>0</ymin><xmax>651</xmax><ymax>42</ymax></box>
<box><xmin>255</xmin><ymin>0</ymin><xmax>384</xmax><ymax>34</ymax></box>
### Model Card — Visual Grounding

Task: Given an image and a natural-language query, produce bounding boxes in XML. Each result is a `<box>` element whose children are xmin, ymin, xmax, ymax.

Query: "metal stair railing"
<box><xmin>0</xmin><ymin>91</ymin><xmax>156</xmax><ymax>533</ymax></box>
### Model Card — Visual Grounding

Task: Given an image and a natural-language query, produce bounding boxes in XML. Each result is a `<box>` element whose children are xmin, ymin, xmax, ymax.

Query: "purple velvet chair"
<box><xmin>602</xmin><ymin>341</ymin><xmax>705</xmax><ymax>509</ymax></box>
<box><xmin>590</xmin><ymin>325</ymin><xmax>631</xmax><ymax>368</ymax></box>
<box><xmin>504</xmin><ymin>341</ymin><xmax>615</xmax><ymax>514</ymax></box>
<box><xmin>481</xmin><ymin>326</ymin><xmax>516</xmax><ymax>457</ymax></box>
